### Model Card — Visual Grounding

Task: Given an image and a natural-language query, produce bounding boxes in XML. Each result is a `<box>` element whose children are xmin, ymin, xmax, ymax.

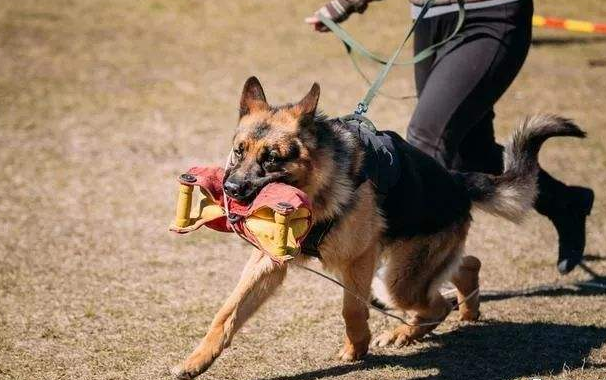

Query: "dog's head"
<box><xmin>223</xmin><ymin>77</ymin><xmax>321</xmax><ymax>203</ymax></box>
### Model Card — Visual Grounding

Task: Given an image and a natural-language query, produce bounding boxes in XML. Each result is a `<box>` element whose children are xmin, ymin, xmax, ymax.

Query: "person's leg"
<box><xmin>407</xmin><ymin>2</ymin><xmax>533</xmax><ymax>168</ymax></box>
<box><xmin>456</xmin><ymin>114</ymin><xmax>594</xmax><ymax>274</ymax></box>
<box><xmin>412</xmin><ymin>15</ymin><xmax>438</xmax><ymax>97</ymax></box>
<box><xmin>535</xmin><ymin>171</ymin><xmax>594</xmax><ymax>273</ymax></box>
<box><xmin>407</xmin><ymin>1</ymin><xmax>593</xmax><ymax>273</ymax></box>
<box><xmin>453</xmin><ymin>110</ymin><xmax>503</xmax><ymax>175</ymax></box>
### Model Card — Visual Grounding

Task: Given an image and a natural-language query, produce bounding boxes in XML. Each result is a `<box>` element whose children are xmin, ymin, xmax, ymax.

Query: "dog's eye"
<box><xmin>267</xmin><ymin>151</ymin><xmax>279</xmax><ymax>164</ymax></box>
<box><xmin>233</xmin><ymin>145</ymin><xmax>244</xmax><ymax>159</ymax></box>
<box><xmin>263</xmin><ymin>151</ymin><xmax>281</xmax><ymax>171</ymax></box>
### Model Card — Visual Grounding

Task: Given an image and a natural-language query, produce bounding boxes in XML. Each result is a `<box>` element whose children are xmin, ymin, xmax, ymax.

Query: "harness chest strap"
<box><xmin>301</xmin><ymin>219</ymin><xmax>335</xmax><ymax>258</ymax></box>
<box><xmin>301</xmin><ymin>115</ymin><xmax>400</xmax><ymax>257</ymax></box>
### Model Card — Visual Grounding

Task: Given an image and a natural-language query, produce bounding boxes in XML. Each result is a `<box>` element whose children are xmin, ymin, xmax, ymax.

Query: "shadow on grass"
<box><xmin>532</xmin><ymin>35</ymin><xmax>606</xmax><ymax>46</ymax></box>
<box><xmin>480</xmin><ymin>262</ymin><xmax>606</xmax><ymax>302</ymax></box>
<box><xmin>261</xmin><ymin>321</ymin><xmax>606</xmax><ymax>380</ymax></box>
<box><xmin>585</xmin><ymin>254</ymin><xmax>606</xmax><ymax>263</ymax></box>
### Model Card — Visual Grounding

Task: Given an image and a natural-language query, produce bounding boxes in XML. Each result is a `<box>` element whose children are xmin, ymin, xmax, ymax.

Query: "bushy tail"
<box><xmin>458</xmin><ymin>115</ymin><xmax>586</xmax><ymax>223</ymax></box>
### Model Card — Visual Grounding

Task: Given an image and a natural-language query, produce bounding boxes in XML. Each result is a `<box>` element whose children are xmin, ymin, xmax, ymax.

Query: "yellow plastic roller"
<box><xmin>174</xmin><ymin>183</ymin><xmax>194</xmax><ymax>228</ymax></box>
<box><xmin>245</xmin><ymin>207</ymin><xmax>311</xmax><ymax>258</ymax></box>
<box><xmin>170</xmin><ymin>173</ymin><xmax>226</xmax><ymax>232</ymax></box>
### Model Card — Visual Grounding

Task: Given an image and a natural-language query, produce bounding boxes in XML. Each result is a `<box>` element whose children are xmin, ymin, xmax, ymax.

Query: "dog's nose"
<box><xmin>223</xmin><ymin>179</ymin><xmax>250</xmax><ymax>200</ymax></box>
<box><xmin>223</xmin><ymin>180</ymin><xmax>241</xmax><ymax>197</ymax></box>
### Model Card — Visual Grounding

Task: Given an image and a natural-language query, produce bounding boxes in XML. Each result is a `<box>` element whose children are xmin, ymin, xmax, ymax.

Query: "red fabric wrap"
<box><xmin>179</xmin><ymin>166</ymin><xmax>227</xmax><ymax>204</ymax></box>
<box><xmin>176</xmin><ymin>167</ymin><xmax>312</xmax><ymax>254</ymax></box>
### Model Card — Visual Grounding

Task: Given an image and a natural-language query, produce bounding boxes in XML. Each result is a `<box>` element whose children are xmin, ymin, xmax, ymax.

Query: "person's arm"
<box><xmin>305</xmin><ymin>0</ymin><xmax>381</xmax><ymax>32</ymax></box>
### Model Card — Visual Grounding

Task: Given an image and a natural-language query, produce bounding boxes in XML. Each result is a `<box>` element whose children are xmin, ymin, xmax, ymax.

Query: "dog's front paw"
<box><xmin>170</xmin><ymin>364</ymin><xmax>198</xmax><ymax>380</ymax></box>
<box><xmin>371</xmin><ymin>327</ymin><xmax>417</xmax><ymax>348</ymax></box>
<box><xmin>170</xmin><ymin>356</ymin><xmax>213</xmax><ymax>380</ymax></box>
<box><xmin>459</xmin><ymin>309</ymin><xmax>480</xmax><ymax>322</ymax></box>
<box><xmin>336</xmin><ymin>341</ymin><xmax>368</xmax><ymax>362</ymax></box>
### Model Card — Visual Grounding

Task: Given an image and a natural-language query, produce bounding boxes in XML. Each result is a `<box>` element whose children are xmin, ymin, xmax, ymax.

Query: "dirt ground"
<box><xmin>1</xmin><ymin>1</ymin><xmax>605</xmax><ymax>379</ymax></box>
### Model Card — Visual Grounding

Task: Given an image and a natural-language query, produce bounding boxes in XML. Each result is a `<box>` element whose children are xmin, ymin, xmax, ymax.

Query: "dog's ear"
<box><xmin>240</xmin><ymin>76</ymin><xmax>268</xmax><ymax>118</ymax></box>
<box><xmin>293</xmin><ymin>83</ymin><xmax>320</xmax><ymax>121</ymax></box>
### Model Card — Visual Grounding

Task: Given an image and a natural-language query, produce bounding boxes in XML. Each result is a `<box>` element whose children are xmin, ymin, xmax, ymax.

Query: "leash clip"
<box><xmin>354</xmin><ymin>102</ymin><xmax>368</xmax><ymax>115</ymax></box>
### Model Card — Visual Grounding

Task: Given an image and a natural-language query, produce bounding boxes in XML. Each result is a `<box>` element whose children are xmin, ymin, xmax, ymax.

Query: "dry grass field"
<box><xmin>1</xmin><ymin>1</ymin><xmax>605</xmax><ymax>379</ymax></box>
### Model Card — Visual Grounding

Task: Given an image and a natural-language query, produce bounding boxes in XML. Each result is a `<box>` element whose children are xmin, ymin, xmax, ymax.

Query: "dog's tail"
<box><xmin>457</xmin><ymin>115</ymin><xmax>586</xmax><ymax>223</ymax></box>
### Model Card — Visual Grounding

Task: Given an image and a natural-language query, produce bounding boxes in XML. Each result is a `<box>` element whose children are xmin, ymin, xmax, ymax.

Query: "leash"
<box><xmin>293</xmin><ymin>261</ymin><xmax>479</xmax><ymax>327</ymax></box>
<box><xmin>223</xmin><ymin>0</ymin><xmax>472</xmax><ymax>323</ymax></box>
<box><xmin>221</xmin><ymin>0</ymin><xmax>606</xmax><ymax>328</ymax></box>
<box><xmin>317</xmin><ymin>0</ymin><xmax>466</xmax><ymax>114</ymax></box>
<box><xmin>292</xmin><ymin>0</ymin><xmax>471</xmax><ymax>325</ymax></box>
<box><xmin>294</xmin><ymin>262</ymin><xmax>606</xmax><ymax>327</ymax></box>
<box><xmin>217</xmin><ymin>1</ymin><xmax>605</xmax><ymax>327</ymax></box>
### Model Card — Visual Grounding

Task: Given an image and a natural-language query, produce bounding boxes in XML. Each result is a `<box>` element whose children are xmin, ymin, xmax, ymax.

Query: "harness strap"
<box><xmin>301</xmin><ymin>116</ymin><xmax>392</xmax><ymax>258</ymax></box>
<box><xmin>301</xmin><ymin>219</ymin><xmax>335</xmax><ymax>258</ymax></box>
<box><xmin>318</xmin><ymin>0</ymin><xmax>466</xmax><ymax>113</ymax></box>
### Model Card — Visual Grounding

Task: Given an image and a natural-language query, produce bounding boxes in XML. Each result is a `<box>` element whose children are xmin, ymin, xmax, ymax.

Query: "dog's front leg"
<box><xmin>172</xmin><ymin>250</ymin><xmax>287</xmax><ymax>379</ymax></box>
<box><xmin>337</xmin><ymin>251</ymin><xmax>376</xmax><ymax>362</ymax></box>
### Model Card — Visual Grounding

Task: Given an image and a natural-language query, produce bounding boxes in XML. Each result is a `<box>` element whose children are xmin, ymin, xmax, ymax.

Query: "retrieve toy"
<box><xmin>169</xmin><ymin>166</ymin><xmax>312</xmax><ymax>261</ymax></box>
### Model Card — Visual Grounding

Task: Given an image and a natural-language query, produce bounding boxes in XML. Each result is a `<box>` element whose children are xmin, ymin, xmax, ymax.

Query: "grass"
<box><xmin>0</xmin><ymin>0</ymin><xmax>605</xmax><ymax>379</ymax></box>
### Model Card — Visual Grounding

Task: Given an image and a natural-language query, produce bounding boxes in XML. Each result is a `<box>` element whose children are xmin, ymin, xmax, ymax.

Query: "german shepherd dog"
<box><xmin>172</xmin><ymin>77</ymin><xmax>585</xmax><ymax>379</ymax></box>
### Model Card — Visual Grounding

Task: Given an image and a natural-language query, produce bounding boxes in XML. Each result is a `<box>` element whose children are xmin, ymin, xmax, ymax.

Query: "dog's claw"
<box><xmin>371</xmin><ymin>331</ymin><xmax>398</xmax><ymax>348</ymax></box>
<box><xmin>394</xmin><ymin>335</ymin><xmax>415</xmax><ymax>347</ymax></box>
<box><xmin>372</xmin><ymin>328</ymin><xmax>417</xmax><ymax>348</ymax></box>
<box><xmin>170</xmin><ymin>365</ymin><xmax>195</xmax><ymax>380</ymax></box>
<box><xmin>371</xmin><ymin>333</ymin><xmax>392</xmax><ymax>348</ymax></box>
<box><xmin>337</xmin><ymin>348</ymin><xmax>356</xmax><ymax>362</ymax></box>
<box><xmin>170</xmin><ymin>363</ymin><xmax>209</xmax><ymax>380</ymax></box>
<box><xmin>337</xmin><ymin>342</ymin><xmax>367</xmax><ymax>362</ymax></box>
<box><xmin>459</xmin><ymin>310</ymin><xmax>480</xmax><ymax>322</ymax></box>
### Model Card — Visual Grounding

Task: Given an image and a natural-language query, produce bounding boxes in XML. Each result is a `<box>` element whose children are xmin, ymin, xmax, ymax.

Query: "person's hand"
<box><xmin>304</xmin><ymin>14</ymin><xmax>331</xmax><ymax>32</ymax></box>
<box><xmin>305</xmin><ymin>1</ymin><xmax>373</xmax><ymax>33</ymax></box>
<box><xmin>305</xmin><ymin>1</ymin><xmax>369</xmax><ymax>33</ymax></box>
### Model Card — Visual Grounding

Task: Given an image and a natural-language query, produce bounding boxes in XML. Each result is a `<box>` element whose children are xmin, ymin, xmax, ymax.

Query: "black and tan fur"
<box><xmin>172</xmin><ymin>78</ymin><xmax>585</xmax><ymax>379</ymax></box>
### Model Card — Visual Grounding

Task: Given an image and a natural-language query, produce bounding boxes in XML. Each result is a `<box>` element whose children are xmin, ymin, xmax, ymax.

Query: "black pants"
<box><xmin>407</xmin><ymin>0</ymin><xmax>566</xmax><ymax>213</ymax></box>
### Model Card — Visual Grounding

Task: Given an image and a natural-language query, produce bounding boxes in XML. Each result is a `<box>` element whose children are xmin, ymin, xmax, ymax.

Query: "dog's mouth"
<box><xmin>226</xmin><ymin>187</ymin><xmax>259</xmax><ymax>204</ymax></box>
<box><xmin>223</xmin><ymin>172</ymin><xmax>290</xmax><ymax>204</ymax></box>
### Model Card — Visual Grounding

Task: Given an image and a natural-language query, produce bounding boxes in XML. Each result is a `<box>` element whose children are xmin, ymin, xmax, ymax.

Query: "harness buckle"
<box><xmin>354</xmin><ymin>102</ymin><xmax>368</xmax><ymax>115</ymax></box>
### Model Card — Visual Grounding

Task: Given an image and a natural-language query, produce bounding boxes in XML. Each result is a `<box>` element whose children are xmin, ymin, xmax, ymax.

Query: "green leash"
<box><xmin>317</xmin><ymin>0</ymin><xmax>466</xmax><ymax>115</ymax></box>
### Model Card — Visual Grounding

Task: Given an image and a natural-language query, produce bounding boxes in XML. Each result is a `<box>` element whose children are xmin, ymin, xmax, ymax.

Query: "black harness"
<box><xmin>301</xmin><ymin>114</ymin><xmax>402</xmax><ymax>258</ymax></box>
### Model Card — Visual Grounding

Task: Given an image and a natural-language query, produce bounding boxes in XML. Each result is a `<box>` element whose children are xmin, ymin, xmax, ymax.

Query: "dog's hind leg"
<box><xmin>372</xmin><ymin>223</ymin><xmax>469</xmax><ymax>348</ymax></box>
<box><xmin>171</xmin><ymin>250</ymin><xmax>287</xmax><ymax>380</ymax></box>
<box><xmin>451</xmin><ymin>255</ymin><xmax>481</xmax><ymax>321</ymax></box>
<box><xmin>372</xmin><ymin>289</ymin><xmax>451</xmax><ymax>348</ymax></box>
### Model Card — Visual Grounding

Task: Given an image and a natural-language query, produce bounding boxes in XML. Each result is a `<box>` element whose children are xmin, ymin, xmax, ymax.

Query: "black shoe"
<box><xmin>546</xmin><ymin>187</ymin><xmax>594</xmax><ymax>275</ymax></box>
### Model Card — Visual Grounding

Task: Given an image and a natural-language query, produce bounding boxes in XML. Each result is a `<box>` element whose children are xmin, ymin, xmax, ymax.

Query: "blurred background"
<box><xmin>0</xmin><ymin>1</ymin><xmax>605</xmax><ymax>379</ymax></box>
